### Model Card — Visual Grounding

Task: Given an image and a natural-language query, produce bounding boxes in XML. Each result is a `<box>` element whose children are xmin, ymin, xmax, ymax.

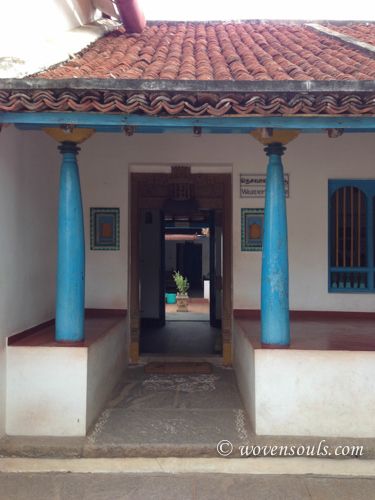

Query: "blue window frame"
<box><xmin>328</xmin><ymin>179</ymin><xmax>375</xmax><ymax>293</ymax></box>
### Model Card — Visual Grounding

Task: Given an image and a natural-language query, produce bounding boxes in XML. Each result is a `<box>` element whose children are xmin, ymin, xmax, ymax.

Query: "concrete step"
<box><xmin>1</xmin><ymin>434</ymin><xmax>375</xmax><ymax>460</ymax></box>
<box><xmin>1</xmin><ymin>456</ymin><xmax>375</xmax><ymax>477</ymax></box>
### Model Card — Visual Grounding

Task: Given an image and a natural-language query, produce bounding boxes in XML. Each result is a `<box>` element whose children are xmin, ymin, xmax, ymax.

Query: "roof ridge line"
<box><xmin>306</xmin><ymin>23</ymin><xmax>375</xmax><ymax>57</ymax></box>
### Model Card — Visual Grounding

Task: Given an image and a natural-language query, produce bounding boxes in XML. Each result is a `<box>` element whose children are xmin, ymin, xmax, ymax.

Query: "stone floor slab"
<box><xmin>0</xmin><ymin>473</ymin><xmax>194</xmax><ymax>500</ymax></box>
<box><xmin>86</xmin><ymin>408</ymin><xmax>249</xmax><ymax>447</ymax></box>
<box><xmin>304</xmin><ymin>476</ymin><xmax>375</xmax><ymax>500</ymax></box>
<box><xmin>110</xmin><ymin>366</ymin><xmax>242</xmax><ymax>410</ymax></box>
<box><xmin>1</xmin><ymin>473</ymin><xmax>375</xmax><ymax>500</ymax></box>
<box><xmin>83</xmin><ymin>366</ymin><xmax>250</xmax><ymax>458</ymax></box>
<box><xmin>195</xmin><ymin>474</ymin><xmax>311</xmax><ymax>500</ymax></box>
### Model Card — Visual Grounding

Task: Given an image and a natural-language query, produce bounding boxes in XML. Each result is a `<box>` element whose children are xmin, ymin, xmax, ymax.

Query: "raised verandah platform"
<box><xmin>6</xmin><ymin>312</ymin><xmax>128</xmax><ymax>437</ymax></box>
<box><xmin>234</xmin><ymin>310</ymin><xmax>375</xmax><ymax>351</ymax></box>
<box><xmin>2</xmin><ymin>311</ymin><xmax>375</xmax><ymax>451</ymax></box>
<box><xmin>233</xmin><ymin>311</ymin><xmax>375</xmax><ymax>439</ymax></box>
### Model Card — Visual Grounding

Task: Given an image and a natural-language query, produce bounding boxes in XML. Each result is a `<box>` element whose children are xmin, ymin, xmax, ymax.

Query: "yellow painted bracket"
<box><xmin>44</xmin><ymin>127</ymin><xmax>95</xmax><ymax>144</ymax></box>
<box><xmin>251</xmin><ymin>128</ymin><xmax>299</xmax><ymax>145</ymax></box>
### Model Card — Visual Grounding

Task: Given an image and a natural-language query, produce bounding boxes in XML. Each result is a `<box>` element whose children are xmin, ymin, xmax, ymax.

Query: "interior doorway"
<box><xmin>138</xmin><ymin>209</ymin><xmax>223</xmax><ymax>356</ymax></box>
<box><xmin>129</xmin><ymin>168</ymin><xmax>232</xmax><ymax>364</ymax></box>
<box><xmin>164</xmin><ymin>213</ymin><xmax>211</xmax><ymax>324</ymax></box>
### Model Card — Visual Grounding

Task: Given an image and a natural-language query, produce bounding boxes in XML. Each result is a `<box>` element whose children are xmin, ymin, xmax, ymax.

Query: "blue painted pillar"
<box><xmin>261</xmin><ymin>142</ymin><xmax>290</xmax><ymax>347</ymax></box>
<box><xmin>55</xmin><ymin>142</ymin><xmax>85</xmax><ymax>342</ymax></box>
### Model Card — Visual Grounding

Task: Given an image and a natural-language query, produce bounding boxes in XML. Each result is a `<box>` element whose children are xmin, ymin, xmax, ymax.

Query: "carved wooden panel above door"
<box><xmin>134</xmin><ymin>169</ymin><xmax>227</xmax><ymax>210</ymax></box>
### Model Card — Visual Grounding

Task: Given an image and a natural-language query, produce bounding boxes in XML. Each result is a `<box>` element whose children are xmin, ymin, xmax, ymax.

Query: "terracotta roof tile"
<box><xmin>2</xmin><ymin>88</ymin><xmax>375</xmax><ymax>116</ymax></box>
<box><xmin>4</xmin><ymin>22</ymin><xmax>375</xmax><ymax>117</ymax></box>
<box><xmin>324</xmin><ymin>22</ymin><xmax>375</xmax><ymax>46</ymax></box>
<box><xmin>36</xmin><ymin>22</ymin><xmax>375</xmax><ymax>81</ymax></box>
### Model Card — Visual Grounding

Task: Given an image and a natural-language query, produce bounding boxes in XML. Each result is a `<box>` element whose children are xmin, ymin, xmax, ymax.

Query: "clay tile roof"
<box><xmin>2</xmin><ymin>21</ymin><xmax>375</xmax><ymax>116</ymax></box>
<box><xmin>35</xmin><ymin>21</ymin><xmax>375</xmax><ymax>81</ymax></box>
<box><xmin>324</xmin><ymin>22</ymin><xmax>375</xmax><ymax>46</ymax></box>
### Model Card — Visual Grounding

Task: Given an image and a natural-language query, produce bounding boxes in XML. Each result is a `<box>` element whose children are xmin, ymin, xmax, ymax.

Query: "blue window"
<box><xmin>328</xmin><ymin>180</ymin><xmax>375</xmax><ymax>292</ymax></box>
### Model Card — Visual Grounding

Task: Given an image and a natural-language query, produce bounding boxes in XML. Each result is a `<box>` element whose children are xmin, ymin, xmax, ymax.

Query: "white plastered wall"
<box><xmin>80</xmin><ymin>138</ymin><xmax>128</xmax><ymax>309</ymax></box>
<box><xmin>80</xmin><ymin>131</ymin><xmax>375</xmax><ymax>314</ymax></box>
<box><xmin>6</xmin><ymin>346</ymin><xmax>87</xmax><ymax>436</ymax></box>
<box><xmin>0</xmin><ymin>128</ymin><xmax>59</xmax><ymax>436</ymax></box>
<box><xmin>86</xmin><ymin>318</ymin><xmax>128</xmax><ymax>431</ymax></box>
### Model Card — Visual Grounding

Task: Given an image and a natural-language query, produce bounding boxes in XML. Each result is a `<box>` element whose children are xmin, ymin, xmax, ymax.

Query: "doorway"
<box><xmin>164</xmin><ymin>213</ymin><xmax>210</xmax><ymax>324</ymax></box>
<box><xmin>129</xmin><ymin>168</ymin><xmax>232</xmax><ymax>364</ymax></box>
<box><xmin>138</xmin><ymin>210</ymin><xmax>222</xmax><ymax>356</ymax></box>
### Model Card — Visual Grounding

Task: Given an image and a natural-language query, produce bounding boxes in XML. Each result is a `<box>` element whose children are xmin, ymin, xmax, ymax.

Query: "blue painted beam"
<box><xmin>14</xmin><ymin>124</ymin><xmax>245</xmax><ymax>134</ymax></box>
<box><xmin>14</xmin><ymin>123</ymin><xmax>375</xmax><ymax>135</ymax></box>
<box><xmin>3</xmin><ymin>111</ymin><xmax>375</xmax><ymax>131</ymax></box>
<box><xmin>261</xmin><ymin>143</ymin><xmax>290</xmax><ymax>347</ymax></box>
<box><xmin>55</xmin><ymin>142</ymin><xmax>85</xmax><ymax>342</ymax></box>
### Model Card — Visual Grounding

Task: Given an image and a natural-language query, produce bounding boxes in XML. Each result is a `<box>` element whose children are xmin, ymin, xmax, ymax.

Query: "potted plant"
<box><xmin>173</xmin><ymin>271</ymin><xmax>189</xmax><ymax>312</ymax></box>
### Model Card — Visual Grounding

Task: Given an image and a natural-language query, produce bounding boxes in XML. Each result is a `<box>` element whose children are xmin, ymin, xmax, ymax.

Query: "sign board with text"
<box><xmin>240</xmin><ymin>174</ymin><xmax>289</xmax><ymax>198</ymax></box>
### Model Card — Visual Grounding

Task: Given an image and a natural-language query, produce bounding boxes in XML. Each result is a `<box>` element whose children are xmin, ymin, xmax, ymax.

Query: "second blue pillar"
<box><xmin>261</xmin><ymin>142</ymin><xmax>290</xmax><ymax>346</ymax></box>
<box><xmin>55</xmin><ymin>142</ymin><xmax>85</xmax><ymax>342</ymax></box>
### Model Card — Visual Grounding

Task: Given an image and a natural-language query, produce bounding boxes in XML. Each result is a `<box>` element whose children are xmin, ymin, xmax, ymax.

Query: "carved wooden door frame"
<box><xmin>129</xmin><ymin>170</ymin><xmax>232</xmax><ymax>365</ymax></box>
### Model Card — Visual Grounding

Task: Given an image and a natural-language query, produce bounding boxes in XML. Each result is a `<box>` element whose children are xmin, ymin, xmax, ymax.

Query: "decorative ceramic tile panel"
<box><xmin>241</xmin><ymin>208</ymin><xmax>264</xmax><ymax>252</ymax></box>
<box><xmin>90</xmin><ymin>208</ymin><xmax>120</xmax><ymax>250</ymax></box>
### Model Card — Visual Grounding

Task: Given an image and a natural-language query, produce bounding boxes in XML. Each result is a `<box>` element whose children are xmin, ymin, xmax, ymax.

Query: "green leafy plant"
<box><xmin>172</xmin><ymin>271</ymin><xmax>189</xmax><ymax>295</ymax></box>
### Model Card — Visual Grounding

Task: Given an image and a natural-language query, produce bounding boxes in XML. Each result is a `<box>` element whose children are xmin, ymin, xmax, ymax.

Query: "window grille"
<box><xmin>329</xmin><ymin>180</ymin><xmax>374</xmax><ymax>292</ymax></box>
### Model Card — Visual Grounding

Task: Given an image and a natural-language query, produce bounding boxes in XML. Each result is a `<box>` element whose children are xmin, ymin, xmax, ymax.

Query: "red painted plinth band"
<box><xmin>261</xmin><ymin>343</ymin><xmax>290</xmax><ymax>349</ymax></box>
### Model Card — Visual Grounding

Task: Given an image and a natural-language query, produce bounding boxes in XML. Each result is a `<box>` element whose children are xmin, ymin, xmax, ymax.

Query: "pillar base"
<box><xmin>261</xmin><ymin>343</ymin><xmax>290</xmax><ymax>349</ymax></box>
<box><xmin>54</xmin><ymin>339</ymin><xmax>85</xmax><ymax>346</ymax></box>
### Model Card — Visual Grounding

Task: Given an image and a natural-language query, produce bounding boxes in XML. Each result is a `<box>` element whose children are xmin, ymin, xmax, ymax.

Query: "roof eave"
<box><xmin>1</xmin><ymin>78</ymin><xmax>375</xmax><ymax>94</ymax></box>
